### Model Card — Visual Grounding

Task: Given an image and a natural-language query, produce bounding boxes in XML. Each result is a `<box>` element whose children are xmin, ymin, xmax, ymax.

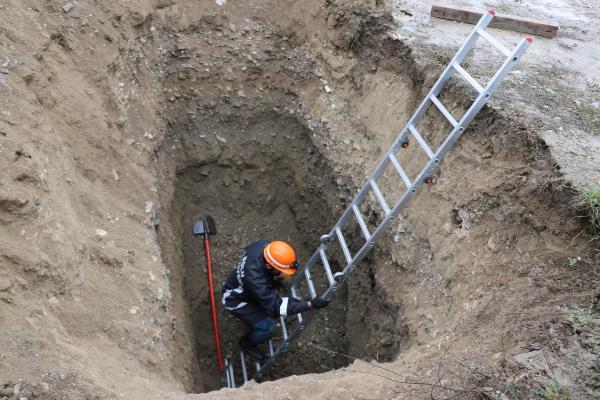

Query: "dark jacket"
<box><xmin>222</xmin><ymin>240</ymin><xmax>311</xmax><ymax>320</ymax></box>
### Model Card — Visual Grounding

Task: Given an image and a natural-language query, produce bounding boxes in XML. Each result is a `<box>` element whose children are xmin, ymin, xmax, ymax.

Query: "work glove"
<box><xmin>311</xmin><ymin>296</ymin><xmax>330</xmax><ymax>309</ymax></box>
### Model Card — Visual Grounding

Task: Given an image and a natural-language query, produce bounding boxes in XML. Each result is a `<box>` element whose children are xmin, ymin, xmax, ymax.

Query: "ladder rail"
<box><xmin>240</xmin><ymin>352</ymin><xmax>248</xmax><ymax>383</ymax></box>
<box><xmin>291</xmin><ymin>10</ymin><xmax>494</xmax><ymax>283</ymax></box>
<box><xmin>287</xmin><ymin>10</ymin><xmax>497</xmax><ymax>265</ymax></box>
<box><xmin>342</xmin><ymin>36</ymin><xmax>532</xmax><ymax>277</ymax></box>
<box><xmin>225</xmin><ymin>11</ymin><xmax>531</xmax><ymax>387</ymax></box>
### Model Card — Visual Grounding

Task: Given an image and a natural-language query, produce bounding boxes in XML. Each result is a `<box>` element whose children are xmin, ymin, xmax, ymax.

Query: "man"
<box><xmin>222</xmin><ymin>240</ymin><xmax>330</xmax><ymax>360</ymax></box>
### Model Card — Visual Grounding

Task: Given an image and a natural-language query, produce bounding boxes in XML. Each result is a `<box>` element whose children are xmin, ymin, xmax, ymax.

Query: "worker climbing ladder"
<box><xmin>224</xmin><ymin>10</ymin><xmax>532</xmax><ymax>388</ymax></box>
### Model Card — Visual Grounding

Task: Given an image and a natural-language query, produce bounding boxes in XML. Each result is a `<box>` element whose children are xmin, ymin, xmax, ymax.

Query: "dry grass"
<box><xmin>579</xmin><ymin>184</ymin><xmax>600</xmax><ymax>231</ymax></box>
<box><xmin>558</xmin><ymin>304</ymin><xmax>600</xmax><ymax>329</ymax></box>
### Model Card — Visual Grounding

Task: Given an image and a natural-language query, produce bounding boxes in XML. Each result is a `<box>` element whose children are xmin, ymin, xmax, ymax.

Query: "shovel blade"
<box><xmin>193</xmin><ymin>215</ymin><xmax>217</xmax><ymax>236</ymax></box>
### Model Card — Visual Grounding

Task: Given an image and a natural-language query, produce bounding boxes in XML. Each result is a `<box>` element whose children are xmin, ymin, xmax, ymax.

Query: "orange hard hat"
<box><xmin>264</xmin><ymin>241</ymin><xmax>298</xmax><ymax>276</ymax></box>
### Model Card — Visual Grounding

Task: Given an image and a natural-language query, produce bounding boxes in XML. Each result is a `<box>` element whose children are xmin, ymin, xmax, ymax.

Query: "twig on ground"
<box><xmin>309</xmin><ymin>343</ymin><xmax>477</xmax><ymax>397</ymax></box>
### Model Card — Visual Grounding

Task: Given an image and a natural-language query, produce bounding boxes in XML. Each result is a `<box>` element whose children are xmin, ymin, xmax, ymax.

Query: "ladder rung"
<box><xmin>369</xmin><ymin>179</ymin><xmax>391</xmax><ymax>215</ymax></box>
<box><xmin>388</xmin><ymin>153</ymin><xmax>412</xmax><ymax>188</ymax></box>
<box><xmin>240</xmin><ymin>352</ymin><xmax>248</xmax><ymax>382</ymax></box>
<box><xmin>408</xmin><ymin>125</ymin><xmax>435</xmax><ymax>159</ymax></box>
<box><xmin>452</xmin><ymin>62</ymin><xmax>484</xmax><ymax>93</ymax></box>
<box><xmin>477</xmin><ymin>28</ymin><xmax>511</xmax><ymax>57</ymax></box>
<box><xmin>335</xmin><ymin>227</ymin><xmax>353</xmax><ymax>263</ymax></box>
<box><xmin>319</xmin><ymin>249</ymin><xmax>335</xmax><ymax>286</ymax></box>
<box><xmin>280</xmin><ymin>316</ymin><xmax>289</xmax><ymax>340</ymax></box>
<box><xmin>351</xmin><ymin>204</ymin><xmax>371</xmax><ymax>240</ymax></box>
<box><xmin>304</xmin><ymin>269</ymin><xmax>317</xmax><ymax>298</ymax></box>
<box><xmin>430</xmin><ymin>95</ymin><xmax>458</xmax><ymax>127</ymax></box>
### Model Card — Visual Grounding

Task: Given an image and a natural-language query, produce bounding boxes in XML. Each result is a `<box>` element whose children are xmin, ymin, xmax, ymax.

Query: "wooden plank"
<box><xmin>431</xmin><ymin>5</ymin><xmax>559</xmax><ymax>39</ymax></box>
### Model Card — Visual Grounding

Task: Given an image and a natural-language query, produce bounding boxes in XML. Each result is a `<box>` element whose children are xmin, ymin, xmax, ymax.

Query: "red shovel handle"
<box><xmin>203</xmin><ymin>237</ymin><xmax>224</xmax><ymax>372</ymax></box>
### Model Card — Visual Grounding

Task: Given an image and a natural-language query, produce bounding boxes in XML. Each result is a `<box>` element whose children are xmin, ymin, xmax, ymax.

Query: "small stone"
<box><xmin>15</xmin><ymin>276</ymin><xmax>27</xmax><ymax>287</ymax></box>
<box><xmin>324</xmin><ymin>85</ymin><xmax>332</xmax><ymax>93</ymax></box>
<box><xmin>129</xmin><ymin>306</ymin><xmax>139</xmax><ymax>314</ymax></box>
<box><xmin>0</xmin><ymin>278</ymin><xmax>11</xmax><ymax>292</ymax></box>
<box><xmin>13</xmin><ymin>383</ymin><xmax>21</xmax><ymax>396</ymax></box>
<box><xmin>48</xmin><ymin>296</ymin><xmax>58</xmax><ymax>304</ymax></box>
<box><xmin>513</xmin><ymin>350</ymin><xmax>550</xmax><ymax>372</ymax></box>
<box><xmin>95</xmin><ymin>229</ymin><xmax>108</xmax><ymax>240</ymax></box>
<box><xmin>62</xmin><ymin>3</ymin><xmax>74</xmax><ymax>13</ymax></box>
<box><xmin>216</xmin><ymin>135</ymin><xmax>227</xmax><ymax>143</ymax></box>
<box><xmin>145</xmin><ymin>201</ymin><xmax>153</xmax><ymax>213</ymax></box>
<box><xmin>487</xmin><ymin>236</ymin><xmax>499</xmax><ymax>253</ymax></box>
<box><xmin>380</xmin><ymin>335</ymin><xmax>394</xmax><ymax>346</ymax></box>
<box><xmin>443</xmin><ymin>222</ymin><xmax>453</xmax><ymax>234</ymax></box>
<box><xmin>501</xmin><ymin>182</ymin><xmax>516</xmax><ymax>192</ymax></box>
<box><xmin>112</xmin><ymin>170</ymin><xmax>119</xmax><ymax>181</ymax></box>
<box><xmin>481</xmin><ymin>152</ymin><xmax>492</xmax><ymax>159</ymax></box>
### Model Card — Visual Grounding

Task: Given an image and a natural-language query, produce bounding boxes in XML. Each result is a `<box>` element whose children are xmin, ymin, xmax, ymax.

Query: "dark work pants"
<box><xmin>231</xmin><ymin>302</ymin><xmax>276</xmax><ymax>344</ymax></box>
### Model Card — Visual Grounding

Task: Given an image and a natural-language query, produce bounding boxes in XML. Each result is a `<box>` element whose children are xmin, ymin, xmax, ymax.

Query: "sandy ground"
<box><xmin>0</xmin><ymin>1</ymin><xmax>598</xmax><ymax>400</ymax></box>
<box><xmin>387</xmin><ymin>0</ymin><xmax>600</xmax><ymax>188</ymax></box>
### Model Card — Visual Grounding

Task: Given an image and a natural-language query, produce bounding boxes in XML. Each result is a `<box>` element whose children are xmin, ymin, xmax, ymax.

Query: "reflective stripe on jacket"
<box><xmin>222</xmin><ymin>240</ymin><xmax>310</xmax><ymax>317</ymax></box>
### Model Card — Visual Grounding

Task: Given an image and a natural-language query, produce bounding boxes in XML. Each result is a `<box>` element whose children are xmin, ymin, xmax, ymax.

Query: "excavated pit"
<box><xmin>155</xmin><ymin>112</ymin><xmax>404</xmax><ymax>393</ymax></box>
<box><xmin>144</xmin><ymin>14</ymin><xmax>417</xmax><ymax>393</ymax></box>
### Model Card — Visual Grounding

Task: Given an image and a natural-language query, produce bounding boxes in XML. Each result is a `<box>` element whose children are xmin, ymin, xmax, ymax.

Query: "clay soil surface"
<box><xmin>1</xmin><ymin>1</ymin><xmax>599</xmax><ymax>400</ymax></box>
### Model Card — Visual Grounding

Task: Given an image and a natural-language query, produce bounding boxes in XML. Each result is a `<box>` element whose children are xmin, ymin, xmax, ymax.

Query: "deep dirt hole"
<box><xmin>147</xmin><ymin>11</ymin><xmax>422</xmax><ymax>394</ymax></box>
<box><xmin>156</xmin><ymin>113</ymin><xmax>401</xmax><ymax>393</ymax></box>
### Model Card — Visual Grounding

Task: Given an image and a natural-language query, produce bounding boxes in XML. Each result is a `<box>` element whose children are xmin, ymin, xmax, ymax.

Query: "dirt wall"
<box><xmin>0</xmin><ymin>1</ymin><xmax>598</xmax><ymax>400</ymax></box>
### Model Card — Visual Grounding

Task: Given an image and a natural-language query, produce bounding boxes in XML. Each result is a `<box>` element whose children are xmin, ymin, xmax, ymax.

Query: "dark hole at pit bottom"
<box><xmin>174</xmin><ymin>115</ymin><xmax>352</xmax><ymax>392</ymax></box>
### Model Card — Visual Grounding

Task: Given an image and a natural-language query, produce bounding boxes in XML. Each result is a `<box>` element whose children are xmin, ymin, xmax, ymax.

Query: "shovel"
<box><xmin>193</xmin><ymin>215</ymin><xmax>224</xmax><ymax>372</ymax></box>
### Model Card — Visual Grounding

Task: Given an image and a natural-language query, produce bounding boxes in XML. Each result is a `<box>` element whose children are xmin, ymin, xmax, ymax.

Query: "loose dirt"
<box><xmin>0</xmin><ymin>1</ymin><xmax>598</xmax><ymax>400</ymax></box>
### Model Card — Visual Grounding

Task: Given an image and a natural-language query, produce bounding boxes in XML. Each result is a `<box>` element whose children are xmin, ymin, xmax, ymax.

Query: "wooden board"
<box><xmin>431</xmin><ymin>5</ymin><xmax>559</xmax><ymax>39</ymax></box>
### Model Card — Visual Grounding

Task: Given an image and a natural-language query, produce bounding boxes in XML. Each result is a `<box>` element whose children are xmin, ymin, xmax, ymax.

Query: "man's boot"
<box><xmin>239</xmin><ymin>334</ymin><xmax>266</xmax><ymax>361</ymax></box>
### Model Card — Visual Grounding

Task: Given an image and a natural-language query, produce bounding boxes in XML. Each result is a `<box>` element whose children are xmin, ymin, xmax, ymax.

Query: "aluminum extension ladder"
<box><xmin>224</xmin><ymin>10</ymin><xmax>532</xmax><ymax>388</ymax></box>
